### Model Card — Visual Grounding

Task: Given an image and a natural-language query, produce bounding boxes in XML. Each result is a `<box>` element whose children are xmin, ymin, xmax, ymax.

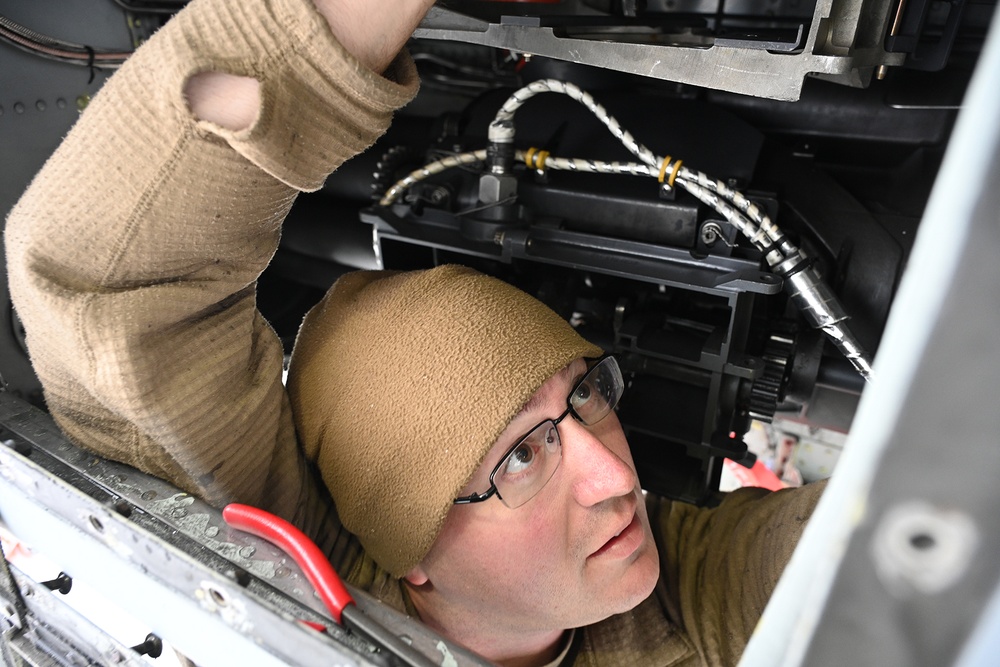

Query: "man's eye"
<box><xmin>571</xmin><ymin>381</ymin><xmax>593</xmax><ymax>408</ymax></box>
<box><xmin>502</xmin><ymin>443</ymin><xmax>537</xmax><ymax>476</ymax></box>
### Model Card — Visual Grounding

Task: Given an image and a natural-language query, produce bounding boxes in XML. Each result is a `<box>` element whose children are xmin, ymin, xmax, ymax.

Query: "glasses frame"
<box><xmin>453</xmin><ymin>354</ymin><xmax>621</xmax><ymax>508</ymax></box>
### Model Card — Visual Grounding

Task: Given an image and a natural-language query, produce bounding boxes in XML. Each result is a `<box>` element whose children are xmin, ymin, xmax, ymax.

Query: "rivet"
<box><xmin>208</xmin><ymin>587</ymin><xmax>227</xmax><ymax>607</ymax></box>
<box><xmin>872</xmin><ymin>501</ymin><xmax>978</xmax><ymax>596</ymax></box>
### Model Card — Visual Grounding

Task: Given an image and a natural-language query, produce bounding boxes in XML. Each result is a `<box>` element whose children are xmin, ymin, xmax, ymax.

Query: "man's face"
<box><xmin>410</xmin><ymin>358</ymin><xmax>660</xmax><ymax>634</ymax></box>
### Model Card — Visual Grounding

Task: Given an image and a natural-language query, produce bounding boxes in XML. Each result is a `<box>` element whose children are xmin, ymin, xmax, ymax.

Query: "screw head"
<box><xmin>701</xmin><ymin>222</ymin><xmax>723</xmax><ymax>246</ymax></box>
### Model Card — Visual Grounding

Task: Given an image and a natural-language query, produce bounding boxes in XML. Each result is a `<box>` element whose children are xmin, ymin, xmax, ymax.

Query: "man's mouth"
<box><xmin>589</xmin><ymin>512</ymin><xmax>643</xmax><ymax>560</ymax></box>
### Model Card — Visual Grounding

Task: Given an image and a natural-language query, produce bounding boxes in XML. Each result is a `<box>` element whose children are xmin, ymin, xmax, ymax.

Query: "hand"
<box><xmin>312</xmin><ymin>0</ymin><xmax>436</xmax><ymax>74</ymax></box>
<box><xmin>185</xmin><ymin>0</ymin><xmax>435</xmax><ymax>130</ymax></box>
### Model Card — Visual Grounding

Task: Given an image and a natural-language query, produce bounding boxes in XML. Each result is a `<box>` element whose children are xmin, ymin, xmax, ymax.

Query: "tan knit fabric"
<box><xmin>5</xmin><ymin>0</ymin><xmax>417</xmax><ymax>526</ymax></box>
<box><xmin>288</xmin><ymin>265</ymin><xmax>601</xmax><ymax>576</ymax></box>
<box><xmin>652</xmin><ymin>482</ymin><xmax>826</xmax><ymax>666</ymax></box>
<box><xmin>5</xmin><ymin>0</ymin><xmax>827</xmax><ymax>663</ymax></box>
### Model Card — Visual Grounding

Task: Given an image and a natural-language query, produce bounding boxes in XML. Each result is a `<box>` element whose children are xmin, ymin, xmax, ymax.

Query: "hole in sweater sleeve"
<box><xmin>183</xmin><ymin>71</ymin><xmax>262</xmax><ymax>132</ymax></box>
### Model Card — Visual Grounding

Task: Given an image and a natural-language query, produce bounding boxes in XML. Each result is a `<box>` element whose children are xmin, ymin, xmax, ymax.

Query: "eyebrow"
<box><xmin>519</xmin><ymin>391</ymin><xmax>547</xmax><ymax>416</ymax></box>
<box><xmin>515</xmin><ymin>360</ymin><xmax>585</xmax><ymax>417</ymax></box>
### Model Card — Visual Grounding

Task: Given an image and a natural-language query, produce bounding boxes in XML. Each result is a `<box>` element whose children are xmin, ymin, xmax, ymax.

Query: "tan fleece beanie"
<box><xmin>286</xmin><ymin>265</ymin><xmax>602</xmax><ymax>577</ymax></box>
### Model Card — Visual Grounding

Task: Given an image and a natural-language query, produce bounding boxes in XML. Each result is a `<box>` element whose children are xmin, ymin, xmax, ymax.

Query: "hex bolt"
<box><xmin>41</xmin><ymin>572</ymin><xmax>73</xmax><ymax>595</ymax></box>
<box><xmin>478</xmin><ymin>173</ymin><xmax>517</xmax><ymax>204</ymax></box>
<box><xmin>130</xmin><ymin>633</ymin><xmax>162</xmax><ymax>659</ymax></box>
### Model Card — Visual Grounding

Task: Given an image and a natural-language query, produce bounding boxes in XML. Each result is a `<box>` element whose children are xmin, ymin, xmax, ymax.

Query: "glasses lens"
<box><xmin>493</xmin><ymin>420</ymin><xmax>562</xmax><ymax>508</ymax></box>
<box><xmin>570</xmin><ymin>356</ymin><xmax>624</xmax><ymax>425</ymax></box>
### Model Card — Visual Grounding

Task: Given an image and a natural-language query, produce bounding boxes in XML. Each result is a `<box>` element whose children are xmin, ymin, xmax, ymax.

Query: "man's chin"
<box><xmin>621</xmin><ymin>544</ymin><xmax>661</xmax><ymax>608</ymax></box>
<box><xmin>584</xmin><ymin>542</ymin><xmax>661</xmax><ymax>624</ymax></box>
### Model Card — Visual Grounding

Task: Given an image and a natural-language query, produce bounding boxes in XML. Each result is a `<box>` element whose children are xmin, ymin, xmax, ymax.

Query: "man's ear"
<box><xmin>403</xmin><ymin>563</ymin><xmax>429</xmax><ymax>587</ymax></box>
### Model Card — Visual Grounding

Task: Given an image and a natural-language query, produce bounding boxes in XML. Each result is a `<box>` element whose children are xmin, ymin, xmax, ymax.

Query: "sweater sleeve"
<box><xmin>4</xmin><ymin>0</ymin><xmax>418</xmax><ymax>531</ymax></box>
<box><xmin>653</xmin><ymin>480</ymin><xmax>827</xmax><ymax>667</ymax></box>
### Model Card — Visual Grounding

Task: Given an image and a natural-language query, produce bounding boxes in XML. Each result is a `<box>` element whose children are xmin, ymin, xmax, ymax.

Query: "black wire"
<box><xmin>411</xmin><ymin>52</ymin><xmax>499</xmax><ymax>80</ymax></box>
<box><xmin>420</xmin><ymin>73</ymin><xmax>494</xmax><ymax>91</ymax></box>
<box><xmin>410</xmin><ymin>49</ymin><xmax>520</xmax><ymax>92</ymax></box>
<box><xmin>426</xmin><ymin>149</ymin><xmax>487</xmax><ymax>177</ymax></box>
<box><xmin>455</xmin><ymin>195</ymin><xmax>518</xmax><ymax>217</ymax></box>
<box><xmin>714</xmin><ymin>0</ymin><xmax>727</xmax><ymax>34</ymax></box>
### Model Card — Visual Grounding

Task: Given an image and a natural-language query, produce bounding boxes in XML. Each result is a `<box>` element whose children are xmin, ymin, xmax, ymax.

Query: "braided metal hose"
<box><xmin>380</xmin><ymin>80</ymin><xmax>875</xmax><ymax>381</ymax></box>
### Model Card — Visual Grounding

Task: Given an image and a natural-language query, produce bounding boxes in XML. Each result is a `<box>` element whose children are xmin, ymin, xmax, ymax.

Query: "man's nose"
<box><xmin>561</xmin><ymin>417</ymin><xmax>637</xmax><ymax>507</ymax></box>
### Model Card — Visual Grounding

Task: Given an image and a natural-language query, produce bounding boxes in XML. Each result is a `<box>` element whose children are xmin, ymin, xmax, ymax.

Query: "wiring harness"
<box><xmin>0</xmin><ymin>14</ymin><xmax>131</xmax><ymax>69</ymax></box>
<box><xmin>379</xmin><ymin>79</ymin><xmax>875</xmax><ymax>382</ymax></box>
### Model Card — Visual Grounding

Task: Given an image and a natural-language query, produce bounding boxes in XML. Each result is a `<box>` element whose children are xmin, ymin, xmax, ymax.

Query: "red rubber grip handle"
<box><xmin>223</xmin><ymin>503</ymin><xmax>355</xmax><ymax>624</ymax></box>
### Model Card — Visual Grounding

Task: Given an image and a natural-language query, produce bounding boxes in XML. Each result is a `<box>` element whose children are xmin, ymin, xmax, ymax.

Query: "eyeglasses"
<box><xmin>454</xmin><ymin>355</ymin><xmax>624</xmax><ymax>509</ymax></box>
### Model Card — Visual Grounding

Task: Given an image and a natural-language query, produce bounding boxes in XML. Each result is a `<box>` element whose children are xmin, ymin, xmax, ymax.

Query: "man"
<box><xmin>5</xmin><ymin>0</ymin><xmax>824</xmax><ymax>665</ymax></box>
<box><xmin>290</xmin><ymin>271</ymin><xmax>662</xmax><ymax>664</ymax></box>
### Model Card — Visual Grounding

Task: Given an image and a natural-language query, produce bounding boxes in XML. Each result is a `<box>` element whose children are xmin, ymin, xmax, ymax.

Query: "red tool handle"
<box><xmin>223</xmin><ymin>503</ymin><xmax>355</xmax><ymax>624</ymax></box>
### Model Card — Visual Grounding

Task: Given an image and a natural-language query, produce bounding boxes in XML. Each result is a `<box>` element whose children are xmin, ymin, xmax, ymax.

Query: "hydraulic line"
<box><xmin>380</xmin><ymin>150</ymin><xmax>487</xmax><ymax>206</ymax></box>
<box><xmin>378</xmin><ymin>80</ymin><xmax>875</xmax><ymax>381</ymax></box>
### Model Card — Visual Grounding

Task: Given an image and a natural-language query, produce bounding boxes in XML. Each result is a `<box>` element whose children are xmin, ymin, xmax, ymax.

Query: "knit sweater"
<box><xmin>4</xmin><ymin>0</ymin><xmax>825</xmax><ymax>664</ymax></box>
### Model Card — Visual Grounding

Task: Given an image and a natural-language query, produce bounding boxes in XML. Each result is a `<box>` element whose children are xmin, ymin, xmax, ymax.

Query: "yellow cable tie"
<box><xmin>524</xmin><ymin>147</ymin><xmax>539</xmax><ymax>169</ymax></box>
<box><xmin>657</xmin><ymin>155</ymin><xmax>672</xmax><ymax>183</ymax></box>
<box><xmin>667</xmin><ymin>159</ymin><xmax>683</xmax><ymax>188</ymax></box>
<box><xmin>536</xmin><ymin>150</ymin><xmax>550</xmax><ymax>172</ymax></box>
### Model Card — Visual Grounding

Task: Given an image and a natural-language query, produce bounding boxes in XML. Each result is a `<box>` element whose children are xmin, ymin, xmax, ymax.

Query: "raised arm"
<box><xmin>5</xmin><ymin>0</ymin><xmax>428</xmax><ymax>525</ymax></box>
<box><xmin>184</xmin><ymin>0</ymin><xmax>434</xmax><ymax>131</ymax></box>
<box><xmin>653</xmin><ymin>480</ymin><xmax>827</xmax><ymax>666</ymax></box>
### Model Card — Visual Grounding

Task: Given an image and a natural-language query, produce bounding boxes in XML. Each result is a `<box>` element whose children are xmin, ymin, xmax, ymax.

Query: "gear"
<box><xmin>370</xmin><ymin>145</ymin><xmax>425</xmax><ymax>202</ymax></box>
<box><xmin>747</xmin><ymin>331</ymin><xmax>795</xmax><ymax>423</ymax></box>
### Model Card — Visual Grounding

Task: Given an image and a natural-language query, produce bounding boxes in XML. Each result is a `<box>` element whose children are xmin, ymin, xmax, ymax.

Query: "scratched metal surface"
<box><xmin>0</xmin><ymin>392</ymin><xmax>488</xmax><ymax>667</ymax></box>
